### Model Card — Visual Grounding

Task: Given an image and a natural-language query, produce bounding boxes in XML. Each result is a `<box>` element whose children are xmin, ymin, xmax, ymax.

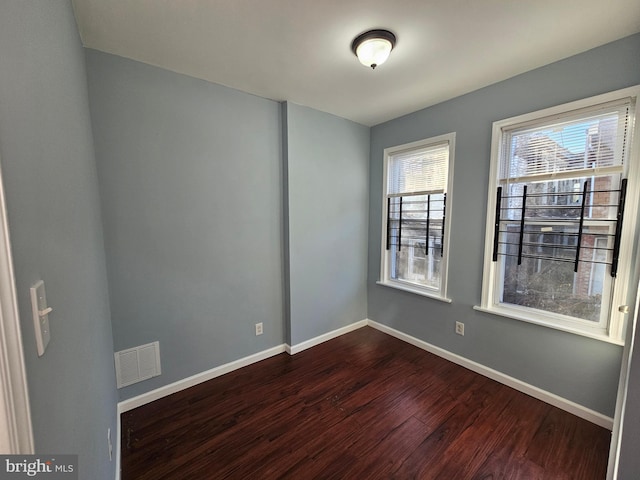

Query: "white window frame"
<box><xmin>477</xmin><ymin>86</ymin><xmax>640</xmax><ymax>344</ymax></box>
<box><xmin>378</xmin><ymin>133</ymin><xmax>455</xmax><ymax>302</ymax></box>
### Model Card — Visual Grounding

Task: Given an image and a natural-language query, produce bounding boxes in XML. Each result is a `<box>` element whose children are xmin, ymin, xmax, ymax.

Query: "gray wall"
<box><xmin>86</xmin><ymin>50</ymin><xmax>284</xmax><ymax>400</ymax></box>
<box><xmin>283</xmin><ymin>102</ymin><xmax>369</xmax><ymax>346</ymax></box>
<box><xmin>368</xmin><ymin>33</ymin><xmax>640</xmax><ymax>416</ymax></box>
<box><xmin>0</xmin><ymin>1</ymin><xmax>117</xmax><ymax>478</ymax></box>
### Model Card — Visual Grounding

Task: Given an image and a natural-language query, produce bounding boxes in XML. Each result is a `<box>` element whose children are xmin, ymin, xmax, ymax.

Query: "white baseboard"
<box><xmin>113</xmin><ymin>316</ymin><xmax>612</xmax><ymax>480</ymax></box>
<box><xmin>118</xmin><ymin>344</ymin><xmax>286</xmax><ymax>414</ymax></box>
<box><xmin>285</xmin><ymin>319</ymin><xmax>368</xmax><ymax>354</ymax></box>
<box><xmin>367</xmin><ymin>319</ymin><xmax>614</xmax><ymax>430</ymax></box>
<box><xmin>113</xmin><ymin>320</ymin><xmax>368</xmax><ymax>479</ymax></box>
<box><xmin>118</xmin><ymin>319</ymin><xmax>369</xmax><ymax>413</ymax></box>
<box><xmin>115</xmin><ymin>344</ymin><xmax>288</xmax><ymax>479</ymax></box>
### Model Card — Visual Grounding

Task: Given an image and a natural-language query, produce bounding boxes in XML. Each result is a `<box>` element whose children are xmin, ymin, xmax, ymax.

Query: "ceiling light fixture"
<box><xmin>351</xmin><ymin>29</ymin><xmax>396</xmax><ymax>70</ymax></box>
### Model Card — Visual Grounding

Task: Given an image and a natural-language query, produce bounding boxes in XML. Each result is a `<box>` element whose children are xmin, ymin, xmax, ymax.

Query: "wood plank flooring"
<box><xmin>120</xmin><ymin>327</ymin><xmax>610</xmax><ymax>479</ymax></box>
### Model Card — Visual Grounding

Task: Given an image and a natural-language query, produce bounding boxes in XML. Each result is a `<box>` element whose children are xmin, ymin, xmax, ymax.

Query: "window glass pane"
<box><xmin>388</xmin><ymin>194</ymin><xmax>444</xmax><ymax>290</ymax></box>
<box><xmin>501</xmin><ymin>247</ymin><xmax>604</xmax><ymax>322</ymax></box>
<box><xmin>502</xmin><ymin>109</ymin><xmax>626</xmax><ymax>180</ymax></box>
<box><xmin>391</xmin><ymin>240</ymin><xmax>442</xmax><ymax>289</ymax></box>
<box><xmin>496</xmin><ymin>175</ymin><xmax>619</xmax><ymax>323</ymax></box>
<box><xmin>502</xmin><ymin>175</ymin><xmax>620</xmax><ymax>221</ymax></box>
<box><xmin>388</xmin><ymin>144</ymin><xmax>448</xmax><ymax>195</ymax></box>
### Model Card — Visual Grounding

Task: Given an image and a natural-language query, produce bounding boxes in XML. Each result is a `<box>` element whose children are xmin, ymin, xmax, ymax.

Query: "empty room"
<box><xmin>1</xmin><ymin>1</ymin><xmax>640</xmax><ymax>479</ymax></box>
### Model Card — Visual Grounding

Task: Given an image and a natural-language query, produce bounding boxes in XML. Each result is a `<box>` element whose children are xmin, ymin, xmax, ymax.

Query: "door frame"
<box><xmin>0</xmin><ymin>154</ymin><xmax>33</xmax><ymax>453</ymax></box>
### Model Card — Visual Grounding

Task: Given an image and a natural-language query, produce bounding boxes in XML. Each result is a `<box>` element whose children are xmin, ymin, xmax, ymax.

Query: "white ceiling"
<box><xmin>71</xmin><ymin>0</ymin><xmax>640</xmax><ymax>126</ymax></box>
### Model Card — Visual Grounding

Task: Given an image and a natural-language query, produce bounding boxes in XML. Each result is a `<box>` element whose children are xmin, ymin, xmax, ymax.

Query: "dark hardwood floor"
<box><xmin>121</xmin><ymin>327</ymin><xmax>610</xmax><ymax>479</ymax></box>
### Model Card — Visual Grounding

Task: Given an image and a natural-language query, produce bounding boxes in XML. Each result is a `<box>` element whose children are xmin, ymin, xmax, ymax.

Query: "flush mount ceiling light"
<box><xmin>351</xmin><ymin>29</ymin><xmax>396</xmax><ymax>70</ymax></box>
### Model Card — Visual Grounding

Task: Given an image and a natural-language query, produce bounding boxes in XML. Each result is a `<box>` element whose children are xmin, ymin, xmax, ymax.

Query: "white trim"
<box><xmin>117</xmin><ymin>321</ymin><xmax>370</xmax><ymax>413</ymax></box>
<box><xmin>113</xmin><ymin>315</ymin><xmax>614</xmax><ymax>471</ymax></box>
<box><xmin>376</xmin><ymin>280</ymin><xmax>453</xmax><ymax>303</ymax></box>
<box><xmin>118</xmin><ymin>344</ymin><xmax>286</xmax><ymax>413</ymax></box>
<box><xmin>607</xmin><ymin>278</ymin><xmax>640</xmax><ymax>479</ymax></box>
<box><xmin>115</xmin><ymin>406</ymin><xmax>121</xmax><ymax>480</ymax></box>
<box><xmin>367</xmin><ymin>319</ymin><xmax>614</xmax><ymax>429</ymax></box>
<box><xmin>502</xmin><ymin>165</ymin><xmax>624</xmax><ymax>186</ymax></box>
<box><xmin>472</xmin><ymin>305</ymin><xmax>624</xmax><ymax>346</ymax></box>
<box><xmin>495</xmin><ymin>89</ymin><xmax>636</xmax><ymax>134</ymax></box>
<box><xmin>0</xmin><ymin>155</ymin><xmax>34</xmax><ymax>454</ymax></box>
<box><xmin>610</xmin><ymin>87</ymin><xmax>640</xmax><ymax>341</ymax></box>
<box><xmin>285</xmin><ymin>320</ymin><xmax>368</xmax><ymax>354</ymax></box>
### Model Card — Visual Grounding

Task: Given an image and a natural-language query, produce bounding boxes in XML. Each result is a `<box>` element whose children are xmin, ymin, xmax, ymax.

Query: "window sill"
<box><xmin>376</xmin><ymin>281</ymin><xmax>452</xmax><ymax>304</ymax></box>
<box><xmin>472</xmin><ymin>305</ymin><xmax>624</xmax><ymax>346</ymax></box>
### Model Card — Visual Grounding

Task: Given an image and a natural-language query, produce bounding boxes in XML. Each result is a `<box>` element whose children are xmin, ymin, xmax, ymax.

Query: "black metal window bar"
<box><xmin>491</xmin><ymin>179</ymin><xmax>627</xmax><ymax>277</ymax></box>
<box><xmin>386</xmin><ymin>192</ymin><xmax>446</xmax><ymax>256</ymax></box>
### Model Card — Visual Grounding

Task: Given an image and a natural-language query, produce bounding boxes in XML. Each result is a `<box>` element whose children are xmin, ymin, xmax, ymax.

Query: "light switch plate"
<box><xmin>30</xmin><ymin>280</ymin><xmax>51</xmax><ymax>356</ymax></box>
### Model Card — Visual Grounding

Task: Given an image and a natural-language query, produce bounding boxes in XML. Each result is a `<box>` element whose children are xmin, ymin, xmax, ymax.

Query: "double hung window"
<box><xmin>480</xmin><ymin>88</ymin><xmax>640</xmax><ymax>342</ymax></box>
<box><xmin>380</xmin><ymin>133</ymin><xmax>455</xmax><ymax>300</ymax></box>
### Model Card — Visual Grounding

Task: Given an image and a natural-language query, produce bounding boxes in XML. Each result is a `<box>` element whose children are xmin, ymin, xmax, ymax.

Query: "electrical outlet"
<box><xmin>107</xmin><ymin>428</ymin><xmax>113</xmax><ymax>461</ymax></box>
<box><xmin>455</xmin><ymin>321</ymin><xmax>465</xmax><ymax>336</ymax></box>
<box><xmin>255</xmin><ymin>322</ymin><xmax>263</xmax><ymax>336</ymax></box>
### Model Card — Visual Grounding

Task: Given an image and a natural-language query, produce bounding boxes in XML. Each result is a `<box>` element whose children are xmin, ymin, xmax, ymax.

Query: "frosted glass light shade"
<box><xmin>351</xmin><ymin>30</ymin><xmax>396</xmax><ymax>70</ymax></box>
<box><xmin>356</xmin><ymin>38</ymin><xmax>392</xmax><ymax>68</ymax></box>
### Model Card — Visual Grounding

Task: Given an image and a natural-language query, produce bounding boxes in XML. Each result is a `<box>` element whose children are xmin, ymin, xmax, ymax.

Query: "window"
<box><xmin>479</xmin><ymin>87</ymin><xmax>640</xmax><ymax>342</ymax></box>
<box><xmin>379</xmin><ymin>133</ymin><xmax>455</xmax><ymax>301</ymax></box>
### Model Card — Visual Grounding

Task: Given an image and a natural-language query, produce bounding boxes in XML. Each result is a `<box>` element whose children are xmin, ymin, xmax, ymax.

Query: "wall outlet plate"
<box><xmin>455</xmin><ymin>321</ymin><xmax>465</xmax><ymax>336</ymax></box>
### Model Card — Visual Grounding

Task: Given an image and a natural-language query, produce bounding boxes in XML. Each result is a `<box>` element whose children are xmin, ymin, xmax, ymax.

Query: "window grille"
<box><xmin>491</xmin><ymin>179</ymin><xmax>627</xmax><ymax>277</ymax></box>
<box><xmin>386</xmin><ymin>193</ymin><xmax>446</xmax><ymax>256</ymax></box>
